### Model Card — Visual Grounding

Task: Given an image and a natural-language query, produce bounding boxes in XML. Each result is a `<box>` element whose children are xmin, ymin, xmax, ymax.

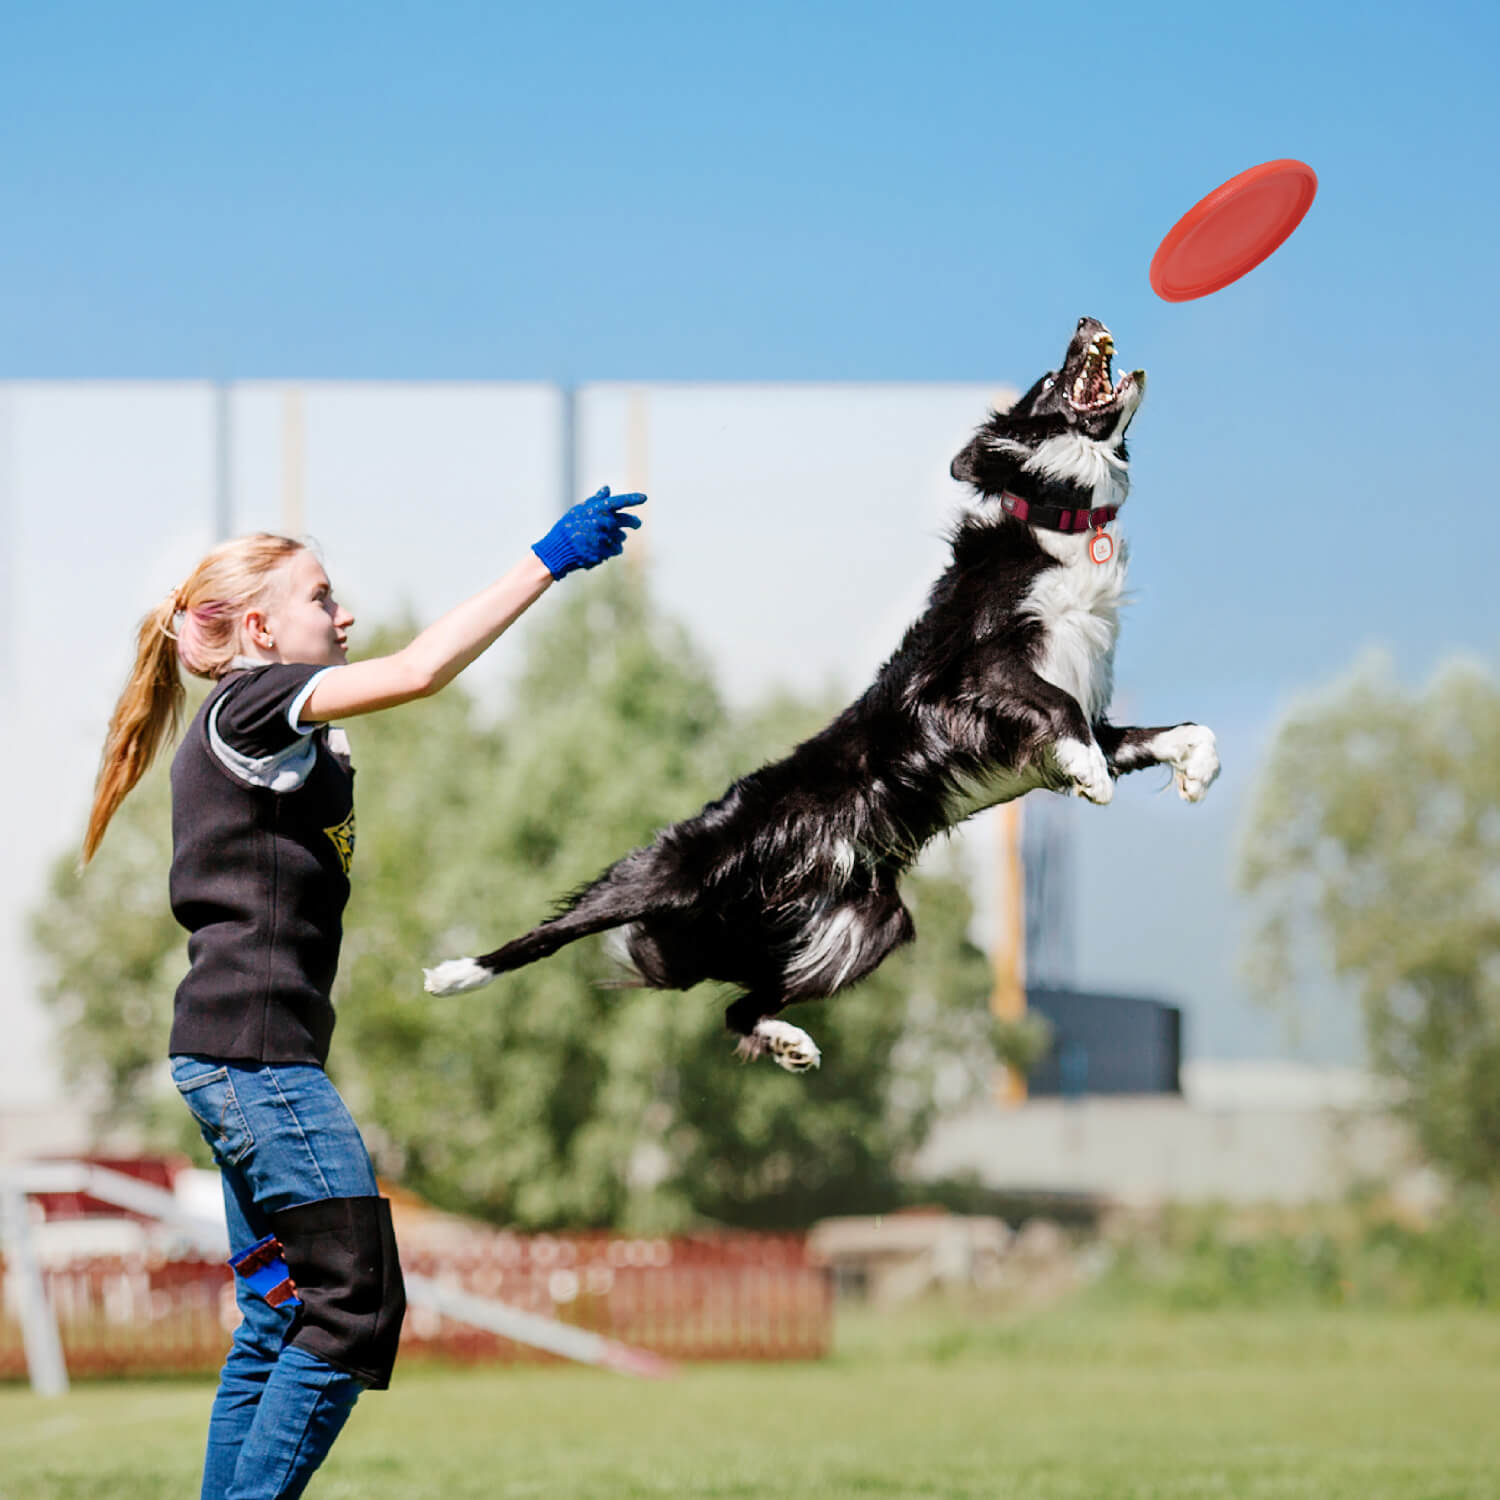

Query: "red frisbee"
<box><xmin>1150</xmin><ymin>159</ymin><xmax>1318</xmax><ymax>302</ymax></box>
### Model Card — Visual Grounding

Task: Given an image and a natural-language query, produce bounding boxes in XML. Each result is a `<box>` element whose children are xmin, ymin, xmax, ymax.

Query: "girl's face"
<box><xmin>246</xmin><ymin>549</ymin><xmax>355</xmax><ymax>666</ymax></box>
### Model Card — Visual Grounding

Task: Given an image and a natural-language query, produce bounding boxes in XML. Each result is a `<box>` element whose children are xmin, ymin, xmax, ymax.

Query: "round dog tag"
<box><xmin>1089</xmin><ymin>528</ymin><xmax>1114</xmax><ymax>565</ymax></box>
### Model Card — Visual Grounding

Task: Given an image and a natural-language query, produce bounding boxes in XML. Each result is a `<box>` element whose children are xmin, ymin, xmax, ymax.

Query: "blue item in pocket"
<box><xmin>229</xmin><ymin>1234</ymin><xmax>302</xmax><ymax>1308</ymax></box>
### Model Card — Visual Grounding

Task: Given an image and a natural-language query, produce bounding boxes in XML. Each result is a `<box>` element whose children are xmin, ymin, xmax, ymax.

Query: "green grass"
<box><xmin>3</xmin><ymin>1300</ymin><xmax>1498</xmax><ymax>1499</ymax></box>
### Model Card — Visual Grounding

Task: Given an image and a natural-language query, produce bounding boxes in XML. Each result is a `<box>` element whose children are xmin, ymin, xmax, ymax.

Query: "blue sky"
<box><xmin>4</xmin><ymin>1</ymin><xmax>1498</xmax><ymax>1069</ymax></box>
<box><xmin>3</xmin><ymin>1</ymin><xmax>1496</xmax><ymax>384</ymax></box>
<box><xmin>5</xmin><ymin>0</ymin><xmax>1496</xmax><ymax>672</ymax></box>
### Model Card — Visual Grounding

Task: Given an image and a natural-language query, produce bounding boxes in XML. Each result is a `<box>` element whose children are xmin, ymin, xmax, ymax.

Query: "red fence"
<box><xmin>0</xmin><ymin>1232</ymin><xmax>832</xmax><ymax>1379</ymax></box>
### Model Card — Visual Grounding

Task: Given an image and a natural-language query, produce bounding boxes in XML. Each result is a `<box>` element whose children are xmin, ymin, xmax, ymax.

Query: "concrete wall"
<box><xmin>916</xmin><ymin>1064</ymin><xmax>1410</xmax><ymax>1205</ymax></box>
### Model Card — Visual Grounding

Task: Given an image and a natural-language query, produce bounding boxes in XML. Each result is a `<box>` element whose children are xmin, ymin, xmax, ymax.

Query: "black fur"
<box><xmin>425</xmin><ymin>318</ymin><xmax>1218</xmax><ymax>1069</ymax></box>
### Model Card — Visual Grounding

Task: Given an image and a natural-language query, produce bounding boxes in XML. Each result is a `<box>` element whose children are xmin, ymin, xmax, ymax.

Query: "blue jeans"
<box><xmin>172</xmin><ymin>1057</ymin><xmax>382</xmax><ymax>1500</ymax></box>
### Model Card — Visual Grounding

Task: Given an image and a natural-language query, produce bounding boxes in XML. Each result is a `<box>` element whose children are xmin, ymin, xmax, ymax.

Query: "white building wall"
<box><xmin>2</xmin><ymin>378</ymin><xmax>1008</xmax><ymax>1134</ymax></box>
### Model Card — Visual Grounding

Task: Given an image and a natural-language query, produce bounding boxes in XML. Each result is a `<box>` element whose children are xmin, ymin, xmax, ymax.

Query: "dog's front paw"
<box><xmin>737</xmin><ymin>1019</ymin><xmax>822</xmax><ymax>1074</ymax></box>
<box><xmin>1153</xmin><ymin>725</ymin><xmax>1220</xmax><ymax>803</ymax></box>
<box><xmin>1055</xmin><ymin>738</ymin><xmax>1114</xmax><ymax>805</ymax></box>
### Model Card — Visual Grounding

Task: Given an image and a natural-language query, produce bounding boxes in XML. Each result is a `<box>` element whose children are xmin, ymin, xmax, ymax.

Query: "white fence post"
<box><xmin>0</xmin><ymin>1174</ymin><xmax>69</xmax><ymax>1397</ymax></box>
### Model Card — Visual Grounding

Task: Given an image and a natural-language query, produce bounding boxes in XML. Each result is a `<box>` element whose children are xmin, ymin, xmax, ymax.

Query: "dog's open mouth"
<box><xmin>1068</xmin><ymin>332</ymin><xmax>1129</xmax><ymax>412</ymax></box>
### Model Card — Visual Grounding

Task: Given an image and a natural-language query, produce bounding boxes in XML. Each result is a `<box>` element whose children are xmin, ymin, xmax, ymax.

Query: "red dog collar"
<box><xmin>1000</xmin><ymin>491</ymin><xmax>1118</xmax><ymax>534</ymax></box>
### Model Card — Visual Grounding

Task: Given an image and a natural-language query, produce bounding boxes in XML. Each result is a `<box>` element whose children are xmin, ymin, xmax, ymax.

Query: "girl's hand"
<box><xmin>531</xmin><ymin>487</ymin><xmax>646</xmax><ymax>580</ymax></box>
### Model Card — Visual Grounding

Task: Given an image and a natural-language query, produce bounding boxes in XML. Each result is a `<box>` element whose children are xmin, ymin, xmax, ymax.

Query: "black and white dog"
<box><xmin>425</xmin><ymin>317</ymin><xmax>1218</xmax><ymax>1072</ymax></box>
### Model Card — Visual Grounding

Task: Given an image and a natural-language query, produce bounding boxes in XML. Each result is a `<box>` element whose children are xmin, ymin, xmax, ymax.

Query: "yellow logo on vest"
<box><xmin>323</xmin><ymin>810</ymin><xmax>356</xmax><ymax>875</ymax></box>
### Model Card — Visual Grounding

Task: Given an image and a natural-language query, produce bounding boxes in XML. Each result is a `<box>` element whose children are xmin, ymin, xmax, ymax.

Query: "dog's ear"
<box><xmin>950</xmin><ymin>437</ymin><xmax>984</xmax><ymax>486</ymax></box>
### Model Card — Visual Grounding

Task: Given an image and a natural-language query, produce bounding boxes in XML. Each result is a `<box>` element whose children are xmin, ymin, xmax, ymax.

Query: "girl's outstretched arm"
<box><xmin>302</xmin><ymin>487</ymin><xmax>644</xmax><ymax>723</ymax></box>
<box><xmin>302</xmin><ymin>552</ymin><xmax>553</xmax><ymax>721</ymax></box>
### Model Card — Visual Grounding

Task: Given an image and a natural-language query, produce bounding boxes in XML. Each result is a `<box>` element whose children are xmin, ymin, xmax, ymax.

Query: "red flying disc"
<box><xmin>1150</xmin><ymin>159</ymin><xmax>1317</xmax><ymax>302</ymax></box>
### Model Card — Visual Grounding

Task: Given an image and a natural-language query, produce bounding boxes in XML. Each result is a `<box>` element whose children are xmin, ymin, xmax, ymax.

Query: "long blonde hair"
<box><xmin>82</xmin><ymin>533</ymin><xmax>306</xmax><ymax>864</ymax></box>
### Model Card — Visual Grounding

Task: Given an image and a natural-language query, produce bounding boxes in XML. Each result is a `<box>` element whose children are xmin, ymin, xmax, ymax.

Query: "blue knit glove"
<box><xmin>532</xmin><ymin>486</ymin><xmax>646</xmax><ymax>580</ymax></box>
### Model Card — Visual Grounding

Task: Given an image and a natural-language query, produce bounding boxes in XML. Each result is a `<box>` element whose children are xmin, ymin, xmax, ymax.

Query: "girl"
<box><xmin>82</xmin><ymin>486</ymin><xmax>644</xmax><ymax>1500</ymax></box>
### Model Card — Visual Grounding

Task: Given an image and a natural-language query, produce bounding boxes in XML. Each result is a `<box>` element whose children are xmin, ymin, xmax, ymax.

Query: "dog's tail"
<box><xmin>422</xmin><ymin>851</ymin><xmax>673</xmax><ymax>996</ymax></box>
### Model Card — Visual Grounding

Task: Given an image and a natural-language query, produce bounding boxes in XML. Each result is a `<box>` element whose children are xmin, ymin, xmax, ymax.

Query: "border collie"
<box><xmin>425</xmin><ymin>317</ymin><xmax>1218</xmax><ymax>1072</ymax></box>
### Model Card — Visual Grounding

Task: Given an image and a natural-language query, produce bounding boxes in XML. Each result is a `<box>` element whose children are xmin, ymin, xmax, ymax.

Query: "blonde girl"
<box><xmin>84</xmin><ymin>488</ymin><xmax>643</xmax><ymax>1500</ymax></box>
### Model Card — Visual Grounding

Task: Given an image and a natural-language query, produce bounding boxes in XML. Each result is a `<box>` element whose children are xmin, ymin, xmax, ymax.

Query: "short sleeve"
<box><xmin>214</xmin><ymin>665</ymin><xmax>335</xmax><ymax>759</ymax></box>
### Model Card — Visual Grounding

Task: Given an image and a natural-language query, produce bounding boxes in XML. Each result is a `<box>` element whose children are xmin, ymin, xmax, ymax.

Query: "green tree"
<box><xmin>333</xmin><ymin>573</ymin><xmax>736</xmax><ymax>1228</ymax></box>
<box><xmin>33</xmin><ymin>752</ymin><xmax>188</xmax><ymax>1145</ymax></box>
<box><xmin>339</xmin><ymin>568</ymin><xmax>994</xmax><ymax>1228</ymax></box>
<box><xmin>1239</xmin><ymin>655</ymin><xmax>1500</xmax><ymax>1190</ymax></box>
<box><xmin>35</xmin><ymin>567</ymin><xmax>996</xmax><ymax>1226</ymax></box>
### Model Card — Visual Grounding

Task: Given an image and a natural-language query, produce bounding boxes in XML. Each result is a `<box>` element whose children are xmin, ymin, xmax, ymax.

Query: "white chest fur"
<box><xmin>1024</xmin><ymin>529</ymin><xmax>1128</xmax><ymax>724</ymax></box>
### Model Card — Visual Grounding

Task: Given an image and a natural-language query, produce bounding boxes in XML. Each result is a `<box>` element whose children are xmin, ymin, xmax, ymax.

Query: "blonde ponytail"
<box><xmin>82</xmin><ymin>533</ymin><xmax>305</xmax><ymax>864</ymax></box>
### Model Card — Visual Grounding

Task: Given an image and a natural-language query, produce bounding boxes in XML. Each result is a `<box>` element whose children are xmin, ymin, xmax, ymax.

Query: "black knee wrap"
<box><xmin>268</xmin><ymin>1195</ymin><xmax>406</xmax><ymax>1389</ymax></box>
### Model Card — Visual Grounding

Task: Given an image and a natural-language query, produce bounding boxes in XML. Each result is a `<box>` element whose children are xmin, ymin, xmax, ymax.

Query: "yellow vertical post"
<box><xmin>990</xmin><ymin>799</ymin><xmax>1028</xmax><ymax>1105</ymax></box>
<box><xmin>281</xmin><ymin>387</ymin><xmax>305</xmax><ymax>537</ymax></box>
<box><xmin>625</xmin><ymin>387</ymin><xmax>650</xmax><ymax>574</ymax></box>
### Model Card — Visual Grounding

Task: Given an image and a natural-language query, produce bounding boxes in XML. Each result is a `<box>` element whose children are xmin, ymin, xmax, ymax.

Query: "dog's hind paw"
<box><xmin>737</xmin><ymin>1019</ymin><xmax>822</xmax><ymax>1074</ymax></box>
<box><xmin>1054</xmin><ymin>737</ymin><xmax>1114</xmax><ymax>805</ymax></box>
<box><xmin>1153</xmin><ymin>724</ymin><xmax>1220</xmax><ymax>803</ymax></box>
<box><xmin>423</xmin><ymin>957</ymin><xmax>497</xmax><ymax>996</ymax></box>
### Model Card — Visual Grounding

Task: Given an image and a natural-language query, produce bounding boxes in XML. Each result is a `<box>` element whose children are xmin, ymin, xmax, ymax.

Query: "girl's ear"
<box><xmin>242</xmin><ymin>607</ymin><xmax>273</xmax><ymax>650</ymax></box>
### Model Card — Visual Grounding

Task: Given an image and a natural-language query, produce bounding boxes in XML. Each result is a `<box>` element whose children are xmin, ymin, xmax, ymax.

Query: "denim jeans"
<box><xmin>171</xmin><ymin>1056</ymin><xmax>382</xmax><ymax>1500</ymax></box>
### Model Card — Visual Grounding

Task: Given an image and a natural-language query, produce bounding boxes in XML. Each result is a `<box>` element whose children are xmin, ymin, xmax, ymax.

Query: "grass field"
<box><xmin>3</xmin><ymin>1299</ymin><xmax>1498</xmax><ymax>1499</ymax></box>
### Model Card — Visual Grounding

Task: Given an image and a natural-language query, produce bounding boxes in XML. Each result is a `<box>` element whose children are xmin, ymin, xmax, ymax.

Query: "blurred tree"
<box><xmin>35</xmin><ymin>567</ymin><xmax>996</xmax><ymax>1226</ymax></box>
<box><xmin>1239</xmin><ymin>655</ymin><xmax>1500</xmax><ymax>1190</ymax></box>
<box><xmin>338</xmin><ymin>569</ymin><xmax>995</xmax><ymax>1228</ymax></box>
<box><xmin>332</xmin><ymin>572</ymin><xmax>736</xmax><ymax>1228</ymax></box>
<box><xmin>33</xmin><ymin>748</ymin><xmax>191</xmax><ymax>1147</ymax></box>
